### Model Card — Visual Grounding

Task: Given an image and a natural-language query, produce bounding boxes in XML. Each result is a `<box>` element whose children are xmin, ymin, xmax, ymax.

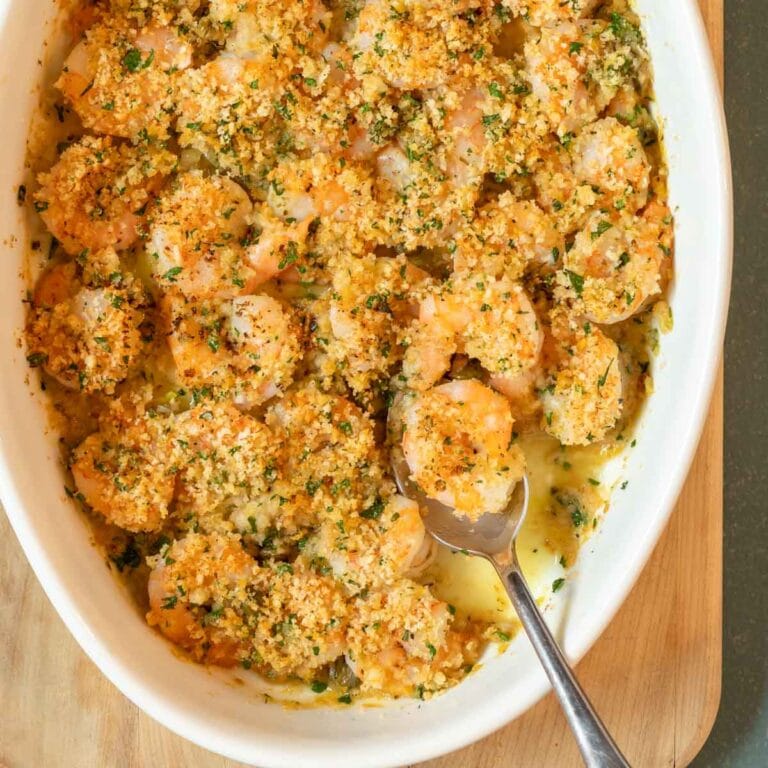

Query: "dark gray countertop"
<box><xmin>692</xmin><ymin>1</ymin><xmax>768</xmax><ymax>765</ymax></box>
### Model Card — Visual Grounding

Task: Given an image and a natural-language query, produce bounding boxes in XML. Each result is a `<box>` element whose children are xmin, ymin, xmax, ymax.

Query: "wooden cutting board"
<box><xmin>0</xmin><ymin>2</ymin><xmax>723</xmax><ymax>766</ymax></box>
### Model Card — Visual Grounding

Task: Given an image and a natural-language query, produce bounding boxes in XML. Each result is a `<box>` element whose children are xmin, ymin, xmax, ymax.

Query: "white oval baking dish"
<box><xmin>0</xmin><ymin>2</ymin><xmax>731</xmax><ymax>766</ymax></box>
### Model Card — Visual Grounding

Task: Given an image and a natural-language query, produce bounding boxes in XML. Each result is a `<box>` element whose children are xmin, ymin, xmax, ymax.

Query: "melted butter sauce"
<box><xmin>420</xmin><ymin>432</ymin><xmax>624</xmax><ymax>629</ymax></box>
<box><xmin>419</xmin><ymin>293</ymin><xmax>672</xmax><ymax>635</ymax></box>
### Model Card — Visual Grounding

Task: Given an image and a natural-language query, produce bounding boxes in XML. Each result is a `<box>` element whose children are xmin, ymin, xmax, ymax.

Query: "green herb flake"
<box><xmin>123</xmin><ymin>48</ymin><xmax>154</xmax><ymax>73</ymax></box>
<box><xmin>591</xmin><ymin>220</ymin><xmax>613</xmax><ymax>240</ymax></box>
<box><xmin>360</xmin><ymin>497</ymin><xmax>385</xmax><ymax>520</ymax></box>
<box><xmin>564</xmin><ymin>269</ymin><xmax>585</xmax><ymax>296</ymax></box>
<box><xmin>162</xmin><ymin>266</ymin><xmax>183</xmax><ymax>282</ymax></box>
<box><xmin>278</xmin><ymin>241</ymin><xmax>299</xmax><ymax>270</ymax></box>
<box><xmin>26</xmin><ymin>352</ymin><xmax>48</xmax><ymax>368</ymax></box>
<box><xmin>161</xmin><ymin>595</ymin><xmax>178</xmax><ymax>610</ymax></box>
<box><xmin>110</xmin><ymin>542</ymin><xmax>141</xmax><ymax>572</ymax></box>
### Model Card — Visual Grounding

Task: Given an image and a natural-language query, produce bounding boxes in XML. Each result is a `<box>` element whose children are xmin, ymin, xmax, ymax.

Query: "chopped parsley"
<box><xmin>360</xmin><ymin>497</ymin><xmax>385</xmax><ymax>520</ymax></box>
<box><xmin>564</xmin><ymin>269</ymin><xmax>585</xmax><ymax>296</ymax></box>
<box><xmin>123</xmin><ymin>48</ymin><xmax>154</xmax><ymax>73</ymax></box>
<box><xmin>591</xmin><ymin>220</ymin><xmax>613</xmax><ymax>240</ymax></box>
<box><xmin>162</xmin><ymin>266</ymin><xmax>183</xmax><ymax>282</ymax></box>
<box><xmin>488</xmin><ymin>81</ymin><xmax>503</xmax><ymax>99</ymax></box>
<box><xmin>26</xmin><ymin>352</ymin><xmax>48</xmax><ymax>368</ymax></box>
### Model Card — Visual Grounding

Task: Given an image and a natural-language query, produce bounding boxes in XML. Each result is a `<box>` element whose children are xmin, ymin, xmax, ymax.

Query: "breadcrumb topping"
<box><xmin>24</xmin><ymin>0</ymin><xmax>671</xmax><ymax>700</ymax></box>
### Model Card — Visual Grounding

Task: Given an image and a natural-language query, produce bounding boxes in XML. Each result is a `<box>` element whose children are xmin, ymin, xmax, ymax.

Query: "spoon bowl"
<box><xmin>389</xmin><ymin>437</ymin><xmax>528</xmax><ymax>565</ymax></box>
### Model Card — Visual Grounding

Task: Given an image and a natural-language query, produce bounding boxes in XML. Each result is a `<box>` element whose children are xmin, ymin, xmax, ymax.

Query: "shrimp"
<box><xmin>264</xmin><ymin>383</ymin><xmax>385</xmax><ymax>514</ymax></box>
<box><xmin>559</xmin><ymin>201</ymin><xmax>673</xmax><ymax>324</ymax></box>
<box><xmin>57</xmin><ymin>21</ymin><xmax>192</xmax><ymax>139</ymax></box>
<box><xmin>173</xmin><ymin>403</ymin><xmax>278</xmax><ymax>517</ymax></box>
<box><xmin>373</xmin><ymin>139</ymin><xmax>460</xmax><ymax>250</ymax></box>
<box><xmin>444</xmin><ymin>85</ymin><xmax>490</xmax><ymax>188</ymax></box>
<box><xmin>346</xmin><ymin>580</ymin><xmax>466</xmax><ymax>696</ymax></box>
<box><xmin>285</xmin><ymin>43</ymin><xmax>380</xmax><ymax>162</ymax></box>
<box><xmin>327</xmin><ymin>254</ymin><xmax>427</xmax><ymax>396</ymax></box>
<box><xmin>26</xmin><ymin>261</ymin><xmax>145</xmax><ymax>394</ymax></box>
<box><xmin>228</xmin><ymin>294</ymin><xmax>303</xmax><ymax>398</ymax></box>
<box><xmin>371</xmin><ymin>75</ymin><xmax>499</xmax><ymax>249</ymax></box>
<box><xmin>149</xmin><ymin>531</ymin><xmax>349</xmax><ymax>676</ymax></box>
<box><xmin>539</xmin><ymin>319</ymin><xmax>623</xmax><ymax>445</ymax></box>
<box><xmin>71</xmin><ymin>413</ymin><xmax>177</xmax><ymax>532</ymax></box>
<box><xmin>319</xmin><ymin>43</ymin><xmax>357</xmax><ymax>90</ymax></box>
<box><xmin>370</xmin><ymin>100</ymin><xmax>466</xmax><ymax>250</ymax></box>
<box><xmin>503</xmin><ymin>0</ymin><xmax>599</xmax><ymax>27</ymax></box>
<box><xmin>146</xmin><ymin>532</ymin><xmax>259</xmax><ymax>666</ymax></box>
<box><xmin>227</xmin><ymin>387</ymin><xmax>386</xmax><ymax>552</ymax></box>
<box><xmin>375</xmin><ymin>144</ymin><xmax>413</xmax><ymax>195</ymax></box>
<box><xmin>454</xmin><ymin>192</ymin><xmax>564</xmax><ymax>277</ymax></box>
<box><xmin>242</xmin><ymin>561</ymin><xmax>349</xmax><ymax>678</ymax></box>
<box><xmin>527</xmin><ymin>135</ymin><xmax>601</xmax><ymax>236</ymax></box>
<box><xmin>400</xmin><ymin>379</ymin><xmax>526</xmax><ymax>519</ymax></box>
<box><xmin>350</xmin><ymin>1</ymin><xmax>492</xmax><ymax>91</ymax></box>
<box><xmin>265</xmin><ymin>154</ymin><xmax>370</xmax><ymax>226</ymax></box>
<box><xmin>107</xmin><ymin>0</ymin><xmax>206</xmax><ymax>23</ymax></box>
<box><xmin>307</xmin><ymin>494</ymin><xmax>435</xmax><ymax>593</ymax></box>
<box><xmin>379</xmin><ymin>495</ymin><xmax>436</xmax><ymax>579</ymax></box>
<box><xmin>524</xmin><ymin>20</ymin><xmax>641</xmax><ymax>136</ymax></box>
<box><xmin>259</xmin><ymin>154</ymin><xmax>377</xmax><ymax>259</ymax></box>
<box><xmin>173</xmin><ymin>54</ymin><xmax>284</xmax><ymax>175</ymax></box>
<box><xmin>35</xmin><ymin>136</ymin><xmax>174</xmax><ymax>257</ymax></box>
<box><xmin>351</xmin><ymin>0</ymin><xmax>448</xmax><ymax>91</ymax></box>
<box><xmin>571</xmin><ymin>117</ymin><xmax>651</xmax><ymax>214</ymax></box>
<box><xmin>147</xmin><ymin>171</ymin><xmax>255</xmax><ymax>299</ymax></box>
<box><xmin>377</xmin><ymin>76</ymin><xmax>490</xmax><ymax>195</ymax></box>
<box><xmin>529</xmin><ymin>137</ymin><xmax>578</xmax><ymax>215</ymax></box>
<box><xmin>164</xmin><ymin>293</ymin><xmax>302</xmax><ymax>407</ymax></box>
<box><xmin>401</xmin><ymin>321</ymin><xmax>457</xmax><ymax>393</ymax></box>
<box><xmin>245</xmin><ymin>157</ymin><xmax>357</xmax><ymax>283</ymax></box>
<box><xmin>487</xmin><ymin>368</ymin><xmax>542</xmax><ymax>430</ymax></box>
<box><xmin>228</xmin><ymin>476</ymin><xmax>317</xmax><ymax>556</ymax></box>
<box><xmin>211</xmin><ymin>0</ymin><xmax>331</xmax><ymax>60</ymax></box>
<box><xmin>244</xmin><ymin>208</ymin><xmax>313</xmax><ymax>286</ymax></box>
<box><xmin>606</xmin><ymin>87</ymin><xmax>659</xmax><ymax>148</ymax></box>
<box><xmin>403</xmin><ymin>276</ymin><xmax>542</xmax><ymax>391</ymax></box>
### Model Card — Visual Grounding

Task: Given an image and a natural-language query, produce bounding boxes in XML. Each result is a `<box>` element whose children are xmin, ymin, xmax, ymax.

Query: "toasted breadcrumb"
<box><xmin>24</xmin><ymin>0</ymin><xmax>671</xmax><ymax>699</ymax></box>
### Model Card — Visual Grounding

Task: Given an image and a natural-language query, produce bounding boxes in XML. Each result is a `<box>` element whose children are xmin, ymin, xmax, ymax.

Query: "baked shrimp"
<box><xmin>400</xmin><ymin>380</ymin><xmax>526</xmax><ymax>519</ymax></box>
<box><xmin>24</xmin><ymin>0</ymin><xmax>672</xmax><ymax>701</ymax></box>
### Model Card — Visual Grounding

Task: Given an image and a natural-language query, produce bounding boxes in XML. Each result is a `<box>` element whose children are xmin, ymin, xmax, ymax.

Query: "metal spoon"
<box><xmin>389</xmin><ymin>442</ymin><xmax>630</xmax><ymax>768</ymax></box>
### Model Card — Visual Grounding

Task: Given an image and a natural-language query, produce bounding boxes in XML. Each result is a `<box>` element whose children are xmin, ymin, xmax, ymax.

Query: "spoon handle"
<box><xmin>498</xmin><ymin>563</ymin><xmax>631</xmax><ymax>768</ymax></box>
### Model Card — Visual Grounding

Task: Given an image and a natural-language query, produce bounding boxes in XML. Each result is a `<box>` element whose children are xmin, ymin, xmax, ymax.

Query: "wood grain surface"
<box><xmin>0</xmin><ymin>2</ymin><xmax>723</xmax><ymax>766</ymax></box>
